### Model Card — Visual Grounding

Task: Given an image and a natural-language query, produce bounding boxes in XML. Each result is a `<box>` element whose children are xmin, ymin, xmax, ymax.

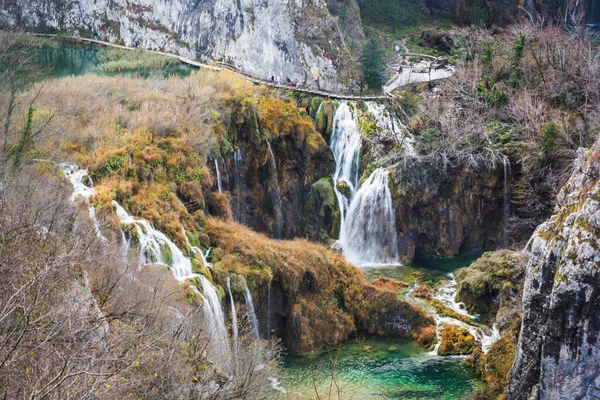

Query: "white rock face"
<box><xmin>0</xmin><ymin>0</ymin><xmax>359</xmax><ymax>93</ymax></box>
<box><xmin>506</xmin><ymin>142</ymin><xmax>600</xmax><ymax>400</ymax></box>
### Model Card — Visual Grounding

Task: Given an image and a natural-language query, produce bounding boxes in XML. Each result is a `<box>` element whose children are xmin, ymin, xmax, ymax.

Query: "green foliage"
<box><xmin>397</xmin><ymin>88</ymin><xmax>420</xmax><ymax>116</ymax></box>
<box><xmin>476</xmin><ymin>77</ymin><xmax>507</xmax><ymax>104</ymax></box>
<box><xmin>508</xmin><ymin>33</ymin><xmax>527</xmax><ymax>88</ymax></box>
<box><xmin>359</xmin><ymin>0</ymin><xmax>426</xmax><ymax>28</ymax></box>
<box><xmin>9</xmin><ymin>107</ymin><xmax>35</xmax><ymax>168</ymax></box>
<box><xmin>98</xmin><ymin>48</ymin><xmax>178</xmax><ymax>72</ymax></box>
<box><xmin>540</xmin><ymin>121</ymin><xmax>559</xmax><ymax>154</ymax></box>
<box><xmin>360</xmin><ymin>39</ymin><xmax>386</xmax><ymax>91</ymax></box>
<box><xmin>160</xmin><ymin>243</ymin><xmax>173</xmax><ymax>267</ymax></box>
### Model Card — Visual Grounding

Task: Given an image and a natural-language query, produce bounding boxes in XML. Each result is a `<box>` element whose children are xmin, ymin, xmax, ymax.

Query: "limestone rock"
<box><xmin>0</xmin><ymin>0</ymin><xmax>360</xmax><ymax>93</ymax></box>
<box><xmin>505</xmin><ymin>142</ymin><xmax>600</xmax><ymax>400</ymax></box>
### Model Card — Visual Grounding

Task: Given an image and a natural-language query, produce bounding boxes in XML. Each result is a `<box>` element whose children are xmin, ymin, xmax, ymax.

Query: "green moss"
<box><xmin>160</xmin><ymin>243</ymin><xmax>173</xmax><ymax>267</ymax></box>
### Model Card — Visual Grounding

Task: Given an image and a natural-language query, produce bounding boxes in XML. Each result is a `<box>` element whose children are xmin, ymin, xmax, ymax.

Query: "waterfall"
<box><xmin>266</xmin><ymin>141</ymin><xmax>283</xmax><ymax>238</ymax></box>
<box><xmin>430</xmin><ymin>276</ymin><xmax>501</xmax><ymax>355</ymax></box>
<box><xmin>340</xmin><ymin>168</ymin><xmax>399</xmax><ymax>266</ymax></box>
<box><xmin>244</xmin><ymin>285</ymin><xmax>261</xmax><ymax>340</ymax></box>
<box><xmin>215</xmin><ymin>159</ymin><xmax>223</xmax><ymax>194</ymax></box>
<box><xmin>112</xmin><ymin>201</ymin><xmax>196</xmax><ymax>281</ymax></box>
<box><xmin>330</xmin><ymin>102</ymin><xmax>362</xmax><ymax>241</ymax></box>
<box><xmin>234</xmin><ymin>148</ymin><xmax>242</xmax><ymax>221</ymax></box>
<box><xmin>183</xmin><ymin>228</ymin><xmax>212</xmax><ymax>267</ymax></box>
<box><xmin>60</xmin><ymin>164</ymin><xmax>107</xmax><ymax>243</ymax></box>
<box><xmin>267</xmin><ymin>282</ymin><xmax>272</xmax><ymax>341</ymax></box>
<box><xmin>502</xmin><ymin>157</ymin><xmax>511</xmax><ymax>247</ymax></box>
<box><xmin>120</xmin><ymin>229</ymin><xmax>130</xmax><ymax>262</ymax></box>
<box><xmin>227</xmin><ymin>275</ymin><xmax>239</xmax><ymax>353</ymax></box>
<box><xmin>200</xmin><ymin>276</ymin><xmax>231</xmax><ymax>362</ymax></box>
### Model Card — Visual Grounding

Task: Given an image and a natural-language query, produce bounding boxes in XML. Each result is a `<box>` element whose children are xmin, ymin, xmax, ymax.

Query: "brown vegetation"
<box><xmin>205</xmin><ymin>218</ymin><xmax>435</xmax><ymax>353</ymax></box>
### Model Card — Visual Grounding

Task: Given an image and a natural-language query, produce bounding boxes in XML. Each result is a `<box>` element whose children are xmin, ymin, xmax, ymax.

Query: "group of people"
<box><xmin>270</xmin><ymin>75</ymin><xmax>295</xmax><ymax>87</ymax></box>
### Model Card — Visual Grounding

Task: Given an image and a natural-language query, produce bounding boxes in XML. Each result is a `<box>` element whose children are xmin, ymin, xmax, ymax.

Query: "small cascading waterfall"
<box><xmin>112</xmin><ymin>201</ymin><xmax>196</xmax><ymax>280</ymax></box>
<box><xmin>244</xmin><ymin>285</ymin><xmax>261</xmax><ymax>340</ymax></box>
<box><xmin>234</xmin><ymin>148</ymin><xmax>243</xmax><ymax>221</ymax></box>
<box><xmin>366</xmin><ymin>102</ymin><xmax>416</xmax><ymax>156</ymax></box>
<box><xmin>200</xmin><ymin>275</ymin><xmax>232</xmax><ymax>362</ymax></box>
<box><xmin>430</xmin><ymin>277</ymin><xmax>501</xmax><ymax>355</ymax></box>
<box><xmin>267</xmin><ymin>282</ymin><xmax>272</xmax><ymax>341</ymax></box>
<box><xmin>227</xmin><ymin>275</ymin><xmax>239</xmax><ymax>353</ymax></box>
<box><xmin>266</xmin><ymin>141</ymin><xmax>283</xmax><ymax>238</ymax></box>
<box><xmin>330</xmin><ymin>102</ymin><xmax>363</xmax><ymax>240</ymax></box>
<box><xmin>183</xmin><ymin>228</ymin><xmax>212</xmax><ymax>267</ymax></box>
<box><xmin>214</xmin><ymin>159</ymin><xmax>223</xmax><ymax>194</ymax></box>
<box><xmin>60</xmin><ymin>164</ymin><xmax>107</xmax><ymax>243</ymax></box>
<box><xmin>113</xmin><ymin>202</ymin><xmax>231</xmax><ymax>361</ymax></box>
<box><xmin>502</xmin><ymin>157</ymin><xmax>511</xmax><ymax>247</ymax></box>
<box><xmin>340</xmin><ymin>168</ymin><xmax>399</xmax><ymax>265</ymax></box>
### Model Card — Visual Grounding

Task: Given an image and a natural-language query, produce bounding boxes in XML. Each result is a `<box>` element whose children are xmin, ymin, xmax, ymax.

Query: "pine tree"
<box><xmin>360</xmin><ymin>38</ymin><xmax>386</xmax><ymax>91</ymax></box>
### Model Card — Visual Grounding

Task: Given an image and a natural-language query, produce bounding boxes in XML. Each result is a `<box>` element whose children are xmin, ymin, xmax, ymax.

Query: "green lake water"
<box><xmin>31</xmin><ymin>42</ymin><xmax>193</xmax><ymax>80</ymax></box>
<box><xmin>280</xmin><ymin>254</ymin><xmax>482</xmax><ymax>399</ymax></box>
<box><xmin>279</xmin><ymin>337</ymin><xmax>479</xmax><ymax>399</ymax></box>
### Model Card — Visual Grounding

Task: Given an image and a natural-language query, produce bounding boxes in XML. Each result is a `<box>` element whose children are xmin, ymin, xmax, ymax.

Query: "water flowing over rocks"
<box><xmin>505</xmin><ymin>141</ymin><xmax>600</xmax><ymax>400</ymax></box>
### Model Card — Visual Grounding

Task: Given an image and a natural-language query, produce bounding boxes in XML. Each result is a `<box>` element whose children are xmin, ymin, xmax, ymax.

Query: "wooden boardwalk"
<box><xmin>31</xmin><ymin>33</ymin><xmax>450</xmax><ymax>101</ymax></box>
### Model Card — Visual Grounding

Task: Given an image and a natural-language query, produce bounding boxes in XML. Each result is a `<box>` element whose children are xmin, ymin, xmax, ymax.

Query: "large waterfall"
<box><xmin>329</xmin><ymin>103</ymin><xmax>399</xmax><ymax>266</ymax></box>
<box><xmin>330</xmin><ymin>102</ymin><xmax>362</xmax><ymax>249</ymax></box>
<box><xmin>341</xmin><ymin>168</ymin><xmax>399</xmax><ymax>265</ymax></box>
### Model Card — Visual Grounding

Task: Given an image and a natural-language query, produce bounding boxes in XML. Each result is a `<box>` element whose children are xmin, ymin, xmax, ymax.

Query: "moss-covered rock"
<box><xmin>454</xmin><ymin>249</ymin><xmax>527</xmax><ymax>326</ymax></box>
<box><xmin>315</xmin><ymin>100</ymin><xmax>339</xmax><ymax>143</ymax></box>
<box><xmin>301</xmin><ymin>177</ymin><xmax>340</xmax><ymax>243</ymax></box>
<box><xmin>438</xmin><ymin>324</ymin><xmax>478</xmax><ymax>356</ymax></box>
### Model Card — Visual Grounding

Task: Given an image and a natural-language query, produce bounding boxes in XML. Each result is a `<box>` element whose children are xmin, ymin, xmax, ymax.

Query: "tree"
<box><xmin>360</xmin><ymin>39</ymin><xmax>386</xmax><ymax>91</ymax></box>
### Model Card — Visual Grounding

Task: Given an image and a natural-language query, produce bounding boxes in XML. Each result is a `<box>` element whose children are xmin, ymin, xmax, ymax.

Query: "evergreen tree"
<box><xmin>360</xmin><ymin>38</ymin><xmax>386</xmax><ymax>91</ymax></box>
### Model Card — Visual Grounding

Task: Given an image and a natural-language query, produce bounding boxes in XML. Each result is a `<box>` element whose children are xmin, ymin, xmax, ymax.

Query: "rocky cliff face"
<box><xmin>391</xmin><ymin>167</ymin><xmax>504</xmax><ymax>261</ymax></box>
<box><xmin>0</xmin><ymin>0</ymin><xmax>359</xmax><ymax>93</ymax></box>
<box><xmin>505</xmin><ymin>140</ymin><xmax>600</xmax><ymax>400</ymax></box>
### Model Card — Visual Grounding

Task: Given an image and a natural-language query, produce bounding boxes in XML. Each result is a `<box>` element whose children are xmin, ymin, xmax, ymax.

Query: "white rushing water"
<box><xmin>429</xmin><ymin>276</ymin><xmax>501</xmax><ymax>355</ymax></box>
<box><xmin>61</xmin><ymin>164</ymin><xmax>107</xmax><ymax>243</ymax></box>
<box><xmin>112</xmin><ymin>202</ymin><xmax>231</xmax><ymax>362</ymax></box>
<box><xmin>215</xmin><ymin>159</ymin><xmax>223</xmax><ymax>194</ymax></box>
<box><xmin>366</xmin><ymin>102</ymin><xmax>416</xmax><ymax>156</ymax></box>
<box><xmin>266</xmin><ymin>141</ymin><xmax>283</xmax><ymax>238</ymax></box>
<box><xmin>227</xmin><ymin>275</ymin><xmax>239</xmax><ymax>353</ymax></box>
<box><xmin>329</xmin><ymin>103</ymin><xmax>401</xmax><ymax>266</ymax></box>
<box><xmin>341</xmin><ymin>168</ymin><xmax>399</xmax><ymax>265</ymax></box>
<box><xmin>200</xmin><ymin>275</ymin><xmax>232</xmax><ymax>362</ymax></box>
<box><xmin>183</xmin><ymin>228</ymin><xmax>212</xmax><ymax>268</ymax></box>
<box><xmin>112</xmin><ymin>201</ymin><xmax>195</xmax><ymax>280</ymax></box>
<box><xmin>244</xmin><ymin>284</ymin><xmax>261</xmax><ymax>340</ymax></box>
<box><xmin>329</xmin><ymin>102</ymin><xmax>362</xmax><ymax>255</ymax></box>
